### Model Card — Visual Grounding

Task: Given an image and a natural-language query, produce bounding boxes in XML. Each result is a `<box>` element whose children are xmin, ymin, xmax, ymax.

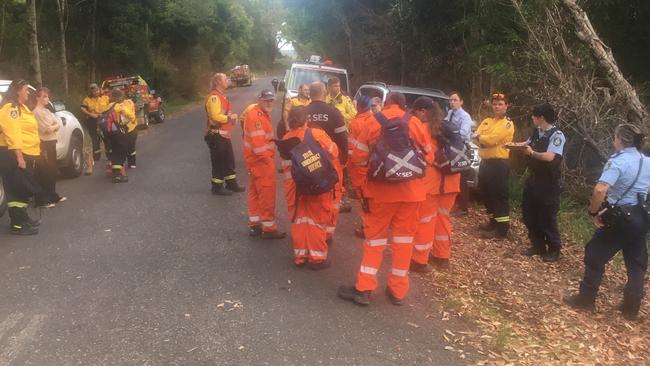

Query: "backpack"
<box><xmin>434</xmin><ymin>121</ymin><xmax>473</xmax><ymax>174</ymax></box>
<box><xmin>368</xmin><ymin>112</ymin><xmax>426</xmax><ymax>182</ymax></box>
<box><xmin>97</xmin><ymin>104</ymin><xmax>124</xmax><ymax>135</ymax></box>
<box><xmin>290</xmin><ymin>128</ymin><xmax>339</xmax><ymax>195</ymax></box>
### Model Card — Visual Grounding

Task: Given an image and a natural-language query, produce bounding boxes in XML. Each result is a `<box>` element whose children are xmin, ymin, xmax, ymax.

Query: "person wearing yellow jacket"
<box><xmin>106</xmin><ymin>89</ymin><xmax>135</xmax><ymax>183</ymax></box>
<box><xmin>80</xmin><ymin>83</ymin><xmax>110</xmax><ymax>162</ymax></box>
<box><xmin>123</xmin><ymin>98</ymin><xmax>139</xmax><ymax>169</ymax></box>
<box><xmin>0</xmin><ymin>79</ymin><xmax>41</xmax><ymax>235</ymax></box>
<box><xmin>472</xmin><ymin>92</ymin><xmax>515</xmax><ymax>239</ymax></box>
<box><xmin>326</xmin><ymin>77</ymin><xmax>356</xmax><ymax>127</ymax></box>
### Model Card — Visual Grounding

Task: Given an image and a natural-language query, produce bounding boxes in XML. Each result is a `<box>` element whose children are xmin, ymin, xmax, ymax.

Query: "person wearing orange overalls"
<box><xmin>278</xmin><ymin>106</ymin><xmax>339</xmax><ymax>269</ymax></box>
<box><xmin>409</xmin><ymin>97</ymin><xmax>461</xmax><ymax>273</ymax></box>
<box><xmin>338</xmin><ymin>92</ymin><xmax>433</xmax><ymax>306</ymax></box>
<box><xmin>243</xmin><ymin>89</ymin><xmax>285</xmax><ymax>240</ymax></box>
<box><xmin>348</xmin><ymin>95</ymin><xmax>374</xmax><ymax>239</ymax></box>
<box><xmin>205</xmin><ymin>73</ymin><xmax>245</xmax><ymax>196</ymax></box>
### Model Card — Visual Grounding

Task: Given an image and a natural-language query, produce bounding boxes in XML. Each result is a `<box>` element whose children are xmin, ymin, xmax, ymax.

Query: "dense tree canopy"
<box><xmin>0</xmin><ymin>0</ymin><xmax>283</xmax><ymax>100</ymax></box>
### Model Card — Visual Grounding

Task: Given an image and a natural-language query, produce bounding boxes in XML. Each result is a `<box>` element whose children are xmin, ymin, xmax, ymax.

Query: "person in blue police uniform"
<box><xmin>564</xmin><ymin>124</ymin><xmax>650</xmax><ymax>320</ymax></box>
<box><xmin>508</xmin><ymin>103</ymin><xmax>566</xmax><ymax>262</ymax></box>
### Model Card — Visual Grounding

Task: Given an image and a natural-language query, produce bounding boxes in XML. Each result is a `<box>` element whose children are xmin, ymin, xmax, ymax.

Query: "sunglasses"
<box><xmin>492</xmin><ymin>93</ymin><xmax>506</xmax><ymax>99</ymax></box>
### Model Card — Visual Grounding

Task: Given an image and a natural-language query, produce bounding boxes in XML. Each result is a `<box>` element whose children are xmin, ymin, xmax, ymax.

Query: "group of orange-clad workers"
<box><xmin>204</xmin><ymin>72</ymin><xmax>467</xmax><ymax>306</ymax></box>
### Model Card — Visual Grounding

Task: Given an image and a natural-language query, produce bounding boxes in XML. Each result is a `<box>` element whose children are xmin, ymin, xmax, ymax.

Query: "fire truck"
<box><xmin>101</xmin><ymin>75</ymin><xmax>165</xmax><ymax>128</ymax></box>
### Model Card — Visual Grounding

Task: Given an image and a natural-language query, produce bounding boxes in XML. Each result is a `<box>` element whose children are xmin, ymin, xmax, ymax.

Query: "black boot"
<box><xmin>112</xmin><ymin>168</ymin><xmax>127</xmax><ymax>183</ymax></box>
<box><xmin>337</xmin><ymin>285</ymin><xmax>371</xmax><ymax>306</ymax></box>
<box><xmin>542</xmin><ymin>250</ymin><xmax>561</xmax><ymax>263</ymax></box>
<box><xmin>563</xmin><ymin>293</ymin><xmax>596</xmax><ymax>312</ymax></box>
<box><xmin>8</xmin><ymin>207</ymin><xmax>38</xmax><ymax>236</ymax></box>
<box><xmin>225</xmin><ymin>179</ymin><xmax>246</xmax><ymax>192</ymax></box>
<box><xmin>619</xmin><ymin>299</ymin><xmax>641</xmax><ymax>321</ymax></box>
<box><xmin>211</xmin><ymin>184</ymin><xmax>232</xmax><ymax>196</ymax></box>
<box><xmin>478</xmin><ymin>218</ymin><xmax>496</xmax><ymax>231</ymax></box>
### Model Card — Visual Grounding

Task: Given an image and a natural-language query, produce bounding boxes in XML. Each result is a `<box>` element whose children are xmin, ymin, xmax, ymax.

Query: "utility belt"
<box><xmin>600</xmin><ymin>193</ymin><xmax>650</xmax><ymax>227</ymax></box>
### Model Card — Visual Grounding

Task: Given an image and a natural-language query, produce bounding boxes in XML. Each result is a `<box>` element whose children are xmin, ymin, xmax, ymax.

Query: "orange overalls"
<box><xmin>282</xmin><ymin>126</ymin><xmax>339</xmax><ymax>265</ymax></box>
<box><xmin>243</xmin><ymin>104</ymin><xmax>277</xmax><ymax>232</ymax></box>
<box><xmin>352</xmin><ymin>105</ymin><xmax>433</xmax><ymax>300</ymax></box>
<box><xmin>349</xmin><ymin>110</ymin><xmax>374</xmax><ymax>228</ymax></box>
<box><xmin>412</xmin><ymin>129</ymin><xmax>461</xmax><ymax>264</ymax></box>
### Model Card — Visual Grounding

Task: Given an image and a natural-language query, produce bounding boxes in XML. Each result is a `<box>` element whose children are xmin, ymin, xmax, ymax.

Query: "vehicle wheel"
<box><xmin>61</xmin><ymin>132</ymin><xmax>84</xmax><ymax>178</ymax></box>
<box><xmin>247</xmin><ymin>76</ymin><xmax>253</xmax><ymax>86</ymax></box>
<box><xmin>0</xmin><ymin>178</ymin><xmax>7</xmax><ymax>218</ymax></box>
<box><xmin>141</xmin><ymin>113</ymin><xmax>150</xmax><ymax>129</ymax></box>
<box><xmin>151</xmin><ymin>108</ymin><xmax>165</xmax><ymax>124</ymax></box>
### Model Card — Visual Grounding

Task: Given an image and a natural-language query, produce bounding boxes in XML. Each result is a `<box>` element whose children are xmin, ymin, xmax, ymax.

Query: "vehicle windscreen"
<box><xmin>288</xmin><ymin>68</ymin><xmax>348</xmax><ymax>93</ymax></box>
<box><xmin>404</xmin><ymin>93</ymin><xmax>449</xmax><ymax>111</ymax></box>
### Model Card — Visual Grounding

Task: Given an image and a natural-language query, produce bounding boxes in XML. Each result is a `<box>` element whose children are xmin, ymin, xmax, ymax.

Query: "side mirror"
<box><xmin>271</xmin><ymin>78</ymin><xmax>279</xmax><ymax>92</ymax></box>
<box><xmin>278</xmin><ymin>80</ymin><xmax>286</xmax><ymax>92</ymax></box>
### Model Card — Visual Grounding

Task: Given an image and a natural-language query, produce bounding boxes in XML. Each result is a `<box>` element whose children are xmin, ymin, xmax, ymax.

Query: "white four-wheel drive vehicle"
<box><xmin>0</xmin><ymin>80</ymin><xmax>85</xmax><ymax>217</ymax></box>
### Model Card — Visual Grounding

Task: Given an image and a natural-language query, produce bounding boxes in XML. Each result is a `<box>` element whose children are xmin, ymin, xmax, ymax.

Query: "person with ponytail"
<box><xmin>565</xmin><ymin>123</ymin><xmax>650</xmax><ymax>320</ymax></box>
<box><xmin>0</xmin><ymin>79</ymin><xmax>41</xmax><ymax>235</ymax></box>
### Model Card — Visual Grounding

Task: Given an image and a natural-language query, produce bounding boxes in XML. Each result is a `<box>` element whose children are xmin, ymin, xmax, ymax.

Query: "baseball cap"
<box><xmin>258</xmin><ymin>89</ymin><xmax>275</xmax><ymax>101</ymax></box>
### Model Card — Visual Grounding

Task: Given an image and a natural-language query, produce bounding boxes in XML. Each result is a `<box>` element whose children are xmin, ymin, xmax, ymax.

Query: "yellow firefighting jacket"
<box><xmin>114</xmin><ymin>101</ymin><xmax>137</xmax><ymax>133</ymax></box>
<box><xmin>326</xmin><ymin>93</ymin><xmax>356</xmax><ymax>127</ymax></box>
<box><xmin>473</xmin><ymin>116</ymin><xmax>515</xmax><ymax>160</ymax></box>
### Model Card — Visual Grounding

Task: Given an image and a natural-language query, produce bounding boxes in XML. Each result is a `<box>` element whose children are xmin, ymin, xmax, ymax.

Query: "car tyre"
<box><xmin>61</xmin><ymin>132</ymin><xmax>84</xmax><ymax>178</ymax></box>
<box><xmin>150</xmin><ymin>108</ymin><xmax>165</xmax><ymax>124</ymax></box>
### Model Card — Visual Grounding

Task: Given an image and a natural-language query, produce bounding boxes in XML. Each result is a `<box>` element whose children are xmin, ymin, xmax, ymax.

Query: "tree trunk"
<box><xmin>55</xmin><ymin>0</ymin><xmax>69</xmax><ymax>97</ymax></box>
<box><xmin>90</xmin><ymin>0</ymin><xmax>97</xmax><ymax>82</ymax></box>
<box><xmin>0</xmin><ymin>1</ymin><xmax>6</xmax><ymax>58</ymax></box>
<box><xmin>559</xmin><ymin>0</ymin><xmax>647</xmax><ymax>123</ymax></box>
<box><xmin>26</xmin><ymin>0</ymin><xmax>42</xmax><ymax>85</ymax></box>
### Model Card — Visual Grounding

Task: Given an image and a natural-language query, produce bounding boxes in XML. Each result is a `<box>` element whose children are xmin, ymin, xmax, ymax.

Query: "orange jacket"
<box><xmin>243</xmin><ymin>104</ymin><xmax>275</xmax><ymax>166</ymax></box>
<box><xmin>351</xmin><ymin>105</ymin><xmax>433</xmax><ymax>202</ymax></box>
<box><xmin>205</xmin><ymin>90</ymin><xmax>233</xmax><ymax>138</ymax></box>
<box><xmin>348</xmin><ymin>110</ymin><xmax>374</xmax><ymax>194</ymax></box>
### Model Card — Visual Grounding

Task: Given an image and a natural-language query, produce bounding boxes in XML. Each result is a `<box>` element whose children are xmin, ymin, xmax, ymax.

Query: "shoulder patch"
<box><xmin>255</xmin><ymin>121</ymin><xmax>262</xmax><ymax>129</ymax></box>
<box><xmin>257</xmin><ymin>111</ymin><xmax>262</xmax><ymax>117</ymax></box>
<box><xmin>553</xmin><ymin>136</ymin><xmax>562</xmax><ymax>146</ymax></box>
<box><xmin>505</xmin><ymin>121</ymin><xmax>512</xmax><ymax>129</ymax></box>
<box><xmin>10</xmin><ymin>109</ymin><xmax>18</xmax><ymax>119</ymax></box>
<box><xmin>604</xmin><ymin>161</ymin><xmax>612</xmax><ymax>170</ymax></box>
<box><xmin>211</xmin><ymin>96</ymin><xmax>217</xmax><ymax>103</ymax></box>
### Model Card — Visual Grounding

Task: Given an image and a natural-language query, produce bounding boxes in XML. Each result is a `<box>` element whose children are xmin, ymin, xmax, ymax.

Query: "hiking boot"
<box><xmin>248</xmin><ymin>225</ymin><xmax>262</xmax><ymax>237</ymax></box>
<box><xmin>10</xmin><ymin>224</ymin><xmax>38</xmax><ymax>236</ymax></box>
<box><xmin>563</xmin><ymin>293</ymin><xmax>595</xmax><ymax>312</ymax></box>
<box><xmin>339</xmin><ymin>200</ymin><xmax>352</xmax><ymax>213</ymax></box>
<box><xmin>112</xmin><ymin>175</ymin><xmax>128</xmax><ymax>183</ymax></box>
<box><xmin>386</xmin><ymin>288</ymin><xmax>405</xmax><ymax>306</ymax></box>
<box><xmin>542</xmin><ymin>250</ymin><xmax>561</xmax><ymax>263</ymax></box>
<box><xmin>354</xmin><ymin>226</ymin><xmax>365</xmax><ymax>239</ymax></box>
<box><xmin>479</xmin><ymin>229</ymin><xmax>507</xmax><ymax>240</ymax></box>
<box><xmin>260</xmin><ymin>230</ymin><xmax>286</xmax><ymax>240</ymax></box>
<box><xmin>522</xmin><ymin>246</ymin><xmax>546</xmax><ymax>257</ymax></box>
<box><xmin>309</xmin><ymin>259</ymin><xmax>331</xmax><ymax>271</ymax></box>
<box><xmin>225</xmin><ymin>180</ymin><xmax>246</xmax><ymax>192</ymax></box>
<box><xmin>478</xmin><ymin>220</ymin><xmax>495</xmax><ymax>231</ymax></box>
<box><xmin>619</xmin><ymin>301</ymin><xmax>641</xmax><ymax>321</ymax></box>
<box><xmin>211</xmin><ymin>185</ymin><xmax>232</xmax><ymax>196</ymax></box>
<box><xmin>450</xmin><ymin>208</ymin><xmax>468</xmax><ymax>217</ymax></box>
<box><xmin>337</xmin><ymin>285</ymin><xmax>371</xmax><ymax>306</ymax></box>
<box><xmin>410</xmin><ymin>260</ymin><xmax>433</xmax><ymax>273</ymax></box>
<box><xmin>429</xmin><ymin>257</ymin><xmax>450</xmax><ymax>270</ymax></box>
<box><xmin>294</xmin><ymin>258</ymin><xmax>308</xmax><ymax>268</ymax></box>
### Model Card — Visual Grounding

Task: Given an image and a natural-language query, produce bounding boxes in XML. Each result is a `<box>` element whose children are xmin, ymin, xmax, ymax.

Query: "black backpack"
<box><xmin>368</xmin><ymin>112</ymin><xmax>426</xmax><ymax>181</ymax></box>
<box><xmin>434</xmin><ymin>120</ymin><xmax>473</xmax><ymax>174</ymax></box>
<box><xmin>289</xmin><ymin>128</ymin><xmax>339</xmax><ymax>195</ymax></box>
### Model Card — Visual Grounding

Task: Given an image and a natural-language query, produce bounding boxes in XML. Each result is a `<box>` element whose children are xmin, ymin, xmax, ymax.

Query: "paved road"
<box><xmin>0</xmin><ymin>77</ymin><xmax>466</xmax><ymax>365</ymax></box>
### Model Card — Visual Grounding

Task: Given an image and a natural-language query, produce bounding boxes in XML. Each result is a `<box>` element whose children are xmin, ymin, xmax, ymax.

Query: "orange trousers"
<box><xmin>412</xmin><ymin>193</ymin><xmax>457</xmax><ymax>264</ymax></box>
<box><xmin>247</xmin><ymin>162</ymin><xmax>277</xmax><ymax>232</ymax></box>
<box><xmin>355</xmin><ymin>200</ymin><xmax>420</xmax><ymax>299</ymax></box>
<box><xmin>327</xmin><ymin>164</ymin><xmax>344</xmax><ymax>239</ymax></box>
<box><xmin>291</xmin><ymin>191</ymin><xmax>334</xmax><ymax>265</ymax></box>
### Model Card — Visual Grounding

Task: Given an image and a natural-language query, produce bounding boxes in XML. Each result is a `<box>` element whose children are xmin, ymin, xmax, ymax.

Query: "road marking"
<box><xmin>0</xmin><ymin>314</ymin><xmax>46</xmax><ymax>366</ymax></box>
<box><xmin>0</xmin><ymin>313</ymin><xmax>24</xmax><ymax>340</ymax></box>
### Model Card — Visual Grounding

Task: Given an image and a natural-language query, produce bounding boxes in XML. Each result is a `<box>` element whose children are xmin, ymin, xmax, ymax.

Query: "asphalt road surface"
<box><xmin>0</xmin><ymin>77</ymin><xmax>467</xmax><ymax>365</ymax></box>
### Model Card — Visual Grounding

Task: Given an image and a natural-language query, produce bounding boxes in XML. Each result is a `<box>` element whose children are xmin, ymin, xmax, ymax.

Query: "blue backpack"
<box><xmin>290</xmin><ymin>128</ymin><xmax>339</xmax><ymax>195</ymax></box>
<box><xmin>368</xmin><ymin>112</ymin><xmax>426</xmax><ymax>181</ymax></box>
<box><xmin>97</xmin><ymin>104</ymin><xmax>124</xmax><ymax>134</ymax></box>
